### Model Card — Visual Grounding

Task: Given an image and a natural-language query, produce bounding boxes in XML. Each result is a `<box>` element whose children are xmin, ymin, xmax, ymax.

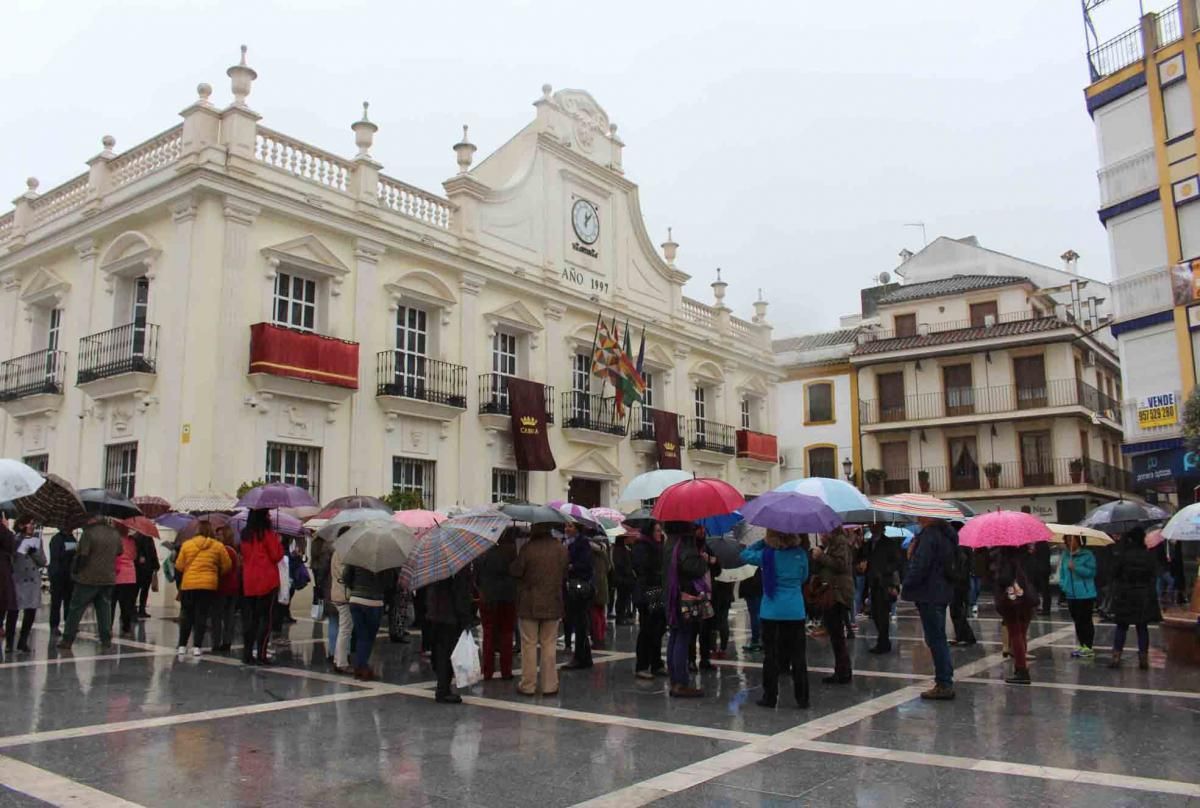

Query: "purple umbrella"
<box><xmin>230</xmin><ymin>508</ymin><xmax>305</xmax><ymax>543</ymax></box>
<box><xmin>155</xmin><ymin>512</ymin><xmax>196</xmax><ymax>532</ymax></box>
<box><xmin>740</xmin><ymin>492</ymin><xmax>842</xmax><ymax>534</ymax></box>
<box><xmin>236</xmin><ymin>483</ymin><xmax>317</xmax><ymax>510</ymax></box>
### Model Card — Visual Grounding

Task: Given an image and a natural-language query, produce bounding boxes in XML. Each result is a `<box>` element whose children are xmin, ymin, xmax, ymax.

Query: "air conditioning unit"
<box><xmin>1083</xmin><ymin>350</ymin><xmax>1096</xmax><ymax>367</ymax></box>
<box><xmin>983</xmin><ymin>314</ymin><xmax>996</xmax><ymax>327</ymax></box>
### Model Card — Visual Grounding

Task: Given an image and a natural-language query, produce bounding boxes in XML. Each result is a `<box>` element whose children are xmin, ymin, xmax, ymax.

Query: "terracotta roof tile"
<box><xmin>851</xmin><ymin>315</ymin><xmax>1066</xmax><ymax>355</ymax></box>
<box><xmin>772</xmin><ymin>328</ymin><xmax>860</xmax><ymax>353</ymax></box>
<box><xmin>876</xmin><ymin>274</ymin><xmax>1031</xmax><ymax>305</ymax></box>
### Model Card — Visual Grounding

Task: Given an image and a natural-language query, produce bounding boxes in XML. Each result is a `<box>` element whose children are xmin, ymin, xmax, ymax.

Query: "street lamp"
<box><xmin>842</xmin><ymin>457</ymin><xmax>854</xmax><ymax>482</ymax></box>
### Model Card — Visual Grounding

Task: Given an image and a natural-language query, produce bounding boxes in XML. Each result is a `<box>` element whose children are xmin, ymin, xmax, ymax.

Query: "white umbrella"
<box><xmin>1161</xmin><ymin>503</ymin><xmax>1200</xmax><ymax>541</ymax></box>
<box><xmin>619</xmin><ymin>469</ymin><xmax>693</xmax><ymax>502</ymax></box>
<box><xmin>333</xmin><ymin>519</ymin><xmax>416</xmax><ymax>573</ymax></box>
<box><xmin>0</xmin><ymin>459</ymin><xmax>46</xmax><ymax>502</ymax></box>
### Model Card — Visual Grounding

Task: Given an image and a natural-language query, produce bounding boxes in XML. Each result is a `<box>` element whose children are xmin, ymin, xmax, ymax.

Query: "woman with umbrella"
<box><xmin>112</xmin><ymin>523</ymin><xmax>140</xmax><ymax>635</ymax></box>
<box><xmin>239</xmin><ymin>510</ymin><xmax>284</xmax><ymax>665</ymax></box>
<box><xmin>811</xmin><ymin>527</ymin><xmax>854</xmax><ymax>684</ymax></box>
<box><xmin>175</xmin><ymin>519</ymin><xmax>232</xmax><ymax>656</ymax></box>
<box><xmin>476</xmin><ymin>527</ymin><xmax>519</xmax><ymax>681</ymax></box>
<box><xmin>631</xmin><ymin>520</ymin><xmax>667</xmax><ymax>679</ymax></box>
<box><xmin>663</xmin><ymin>522</ymin><xmax>713</xmax><ymax>698</ymax></box>
<box><xmin>563</xmin><ymin>523</ymin><xmax>596</xmax><ymax>670</ymax></box>
<box><xmin>1058</xmin><ymin>532</ymin><xmax>1099</xmax><ymax>659</ymax></box>
<box><xmin>6</xmin><ymin>517</ymin><xmax>46</xmax><ymax>654</ymax></box>
<box><xmin>1107</xmin><ymin>526</ymin><xmax>1162</xmax><ymax>670</ymax></box>
<box><xmin>740</xmin><ymin>530</ymin><xmax>810</xmax><ymax>709</ymax></box>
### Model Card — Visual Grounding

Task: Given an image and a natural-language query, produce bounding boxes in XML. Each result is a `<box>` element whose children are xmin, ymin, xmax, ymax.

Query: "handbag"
<box><xmin>643</xmin><ymin>585</ymin><xmax>665</xmax><ymax>610</ymax></box>
<box><xmin>150</xmin><ymin>572</ymin><xmax>160</xmax><ymax>593</ymax></box>
<box><xmin>310</xmin><ymin>601</ymin><xmax>325</xmax><ymax>621</ymax></box>
<box><xmin>803</xmin><ymin>576</ymin><xmax>835</xmax><ymax>614</ymax></box>
<box><xmin>680</xmin><ymin>597</ymin><xmax>715</xmax><ymax>622</ymax></box>
<box><xmin>566</xmin><ymin>577</ymin><xmax>595</xmax><ymax>603</ymax></box>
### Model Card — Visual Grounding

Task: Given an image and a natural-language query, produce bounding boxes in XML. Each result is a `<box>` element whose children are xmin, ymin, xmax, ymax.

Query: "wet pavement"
<box><xmin>0</xmin><ymin>602</ymin><xmax>1196</xmax><ymax>807</ymax></box>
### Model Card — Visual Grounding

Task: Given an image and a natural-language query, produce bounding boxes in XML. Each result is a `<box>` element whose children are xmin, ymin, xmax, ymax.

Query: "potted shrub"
<box><xmin>983</xmin><ymin>462</ymin><xmax>1002</xmax><ymax>488</ymax></box>
<box><xmin>865</xmin><ymin>468</ymin><xmax>886</xmax><ymax>495</ymax></box>
<box><xmin>1069</xmin><ymin>457</ymin><xmax>1084</xmax><ymax>484</ymax></box>
<box><xmin>917</xmin><ymin>469</ymin><xmax>931</xmax><ymax>493</ymax></box>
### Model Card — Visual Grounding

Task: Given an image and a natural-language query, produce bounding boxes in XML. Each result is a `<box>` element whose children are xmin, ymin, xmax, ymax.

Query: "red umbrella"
<box><xmin>651</xmin><ymin>478</ymin><xmax>745</xmax><ymax>522</ymax></box>
<box><xmin>131</xmin><ymin>496</ymin><xmax>172</xmax><ymax>519</ymax></box>
<box><xmin>118</xmin><ymin>515</ymin><xmax>160</xmax><ymax>539</ymax></box>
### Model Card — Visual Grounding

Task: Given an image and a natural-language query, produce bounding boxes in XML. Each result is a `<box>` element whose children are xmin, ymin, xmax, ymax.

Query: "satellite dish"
<box><xmin>875</xmin><ymin>271</ymin><xmax>891</xmax><ymax>285</ymax></box>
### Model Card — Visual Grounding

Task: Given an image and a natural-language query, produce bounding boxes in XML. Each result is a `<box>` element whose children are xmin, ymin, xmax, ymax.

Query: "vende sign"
<box><xmin>1136</xmin><ymin>392</ymin><xmax>1179</xmax><ymax>429</ymax></box>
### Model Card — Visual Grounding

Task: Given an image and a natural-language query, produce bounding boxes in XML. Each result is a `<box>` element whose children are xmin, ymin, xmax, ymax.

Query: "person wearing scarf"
<box><xmin>663</xmin><ymin>522</ymin><xmax>711</xmax><ymax>697</ymax></box>
<box><xmin>741</xmin><ymin>530</ymin><xmax>810</xmax><ymax>709</ymax></box>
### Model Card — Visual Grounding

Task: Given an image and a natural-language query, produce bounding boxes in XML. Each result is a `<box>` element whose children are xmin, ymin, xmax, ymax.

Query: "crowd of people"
<box><xmin>0</xmin><ymin>508</ymin><xmax>1183</xmax><ymax>709</ymax></box>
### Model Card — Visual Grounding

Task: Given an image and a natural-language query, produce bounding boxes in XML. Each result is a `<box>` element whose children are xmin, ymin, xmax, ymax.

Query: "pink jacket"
<box><xmin>114</xmin><ymin>535</ymin><xmax>137</xmax><ymax>585</ymax></box>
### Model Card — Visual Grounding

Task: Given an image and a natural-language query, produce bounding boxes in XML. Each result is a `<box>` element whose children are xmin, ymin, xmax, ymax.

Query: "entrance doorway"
<box><xmin>567</xmin><ymin>477</ymin><xmax>603</xmax><ymax>508</ymax></box>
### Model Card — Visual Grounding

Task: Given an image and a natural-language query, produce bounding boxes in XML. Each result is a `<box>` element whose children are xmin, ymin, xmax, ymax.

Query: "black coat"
<box><xmin>425</xmin><ymin>569</ymin><xmax>475</xmax><ymax>628</ymax></box>
<box><xmin>1109</xmin><ymin>540</ymin><xmax>1163</xmax><ymax>625</ymax></box>
<box><xmin>611</xmin><ymin>542</ymin><xmax>635</xmax><ymax>588</ymax></box>
<box><xmin>739</xmin><ymin>568</ymin><xmax>762</xmax><ymax>600</ymax></box>
<box><xmin>0</xmin><ymin>523</ymin><xmax>16</xmax><ymax>612</ymax></box>
<box><xmin>476</xmin><ymin>543</ymin><xmax>517</xmax><ymax>604</ymax></box>
<box><xmin>865</xmin><ymin>535</ymin><xmax>903</xmax><ymax>589</ymax></box>
<box><xmin>48</xmin><ymin>531</ymin><xmax>77</xmax><ymax>587</ymax></box>
<box><xmin>630</xmin><ymin>536</ymin><xmax>663</xmax><ymax>606</ymax></box>
<box><xmin>992</xmin><ymin>548</ymin><xmax>1037</xmax><ymax>622</ymax></box>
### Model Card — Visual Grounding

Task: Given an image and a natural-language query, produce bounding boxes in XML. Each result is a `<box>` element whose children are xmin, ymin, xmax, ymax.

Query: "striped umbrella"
<box><xmin>13</xmin><ymin>474</ymin><xmax>86</xmax><ymax>528</ymax></box>
<box><xmin>557</xmin><ymin>502</ymin><xmax>602</xmax><ymax>531</ymax></box>
<box><xmin>401</xmin><ymin>509</ymin><xmax>510</xmax><ymax>590</ymax></box>
<box><xmin>869</xmin><ymin>493</ymin><xmax>962</xmax><ymax>521</ymax></box>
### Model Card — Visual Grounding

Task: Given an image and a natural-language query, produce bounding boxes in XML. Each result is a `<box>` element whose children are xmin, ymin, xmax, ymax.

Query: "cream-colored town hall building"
<box><xmin>0</xmin><ymin>48</ymin><xmax>781</xmax><ymax>510</ymax></box>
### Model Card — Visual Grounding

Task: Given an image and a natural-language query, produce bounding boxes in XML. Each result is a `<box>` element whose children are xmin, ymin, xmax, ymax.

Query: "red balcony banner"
<box><xmin>651</xmin><ymin>408</ymin><xmax>682</xmax><ymax>470</ymax></box>
<box><xmin>736</xmin><ymin>429</ymin><xmax>778</xmax><ymax>463</ymax></box>
<box><xmin>248</xmin><ymin>323</ymin><xmax>359</xmax><ymax>389</ymax></box>
<box><xmin>508</xmin><ymin>377</ymin><xmax>555</xmax><ymax>471</ymax></box>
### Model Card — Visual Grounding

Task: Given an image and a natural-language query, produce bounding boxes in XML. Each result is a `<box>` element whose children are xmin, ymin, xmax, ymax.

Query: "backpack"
<box><xmin>290</xmin><ymin>554</ymin><xmax>311</xmax><ymax>591</ymax></box>
<box><xmin>944</xmin><ymin>543</ymin><xmax>971</xmax><ymax>586</ymax></box>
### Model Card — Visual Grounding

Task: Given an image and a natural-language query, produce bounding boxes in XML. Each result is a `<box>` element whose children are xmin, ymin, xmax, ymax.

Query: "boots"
<box><xmin>1107</xmin><ymin>651</ymin><xmax>1122</xmax><ymax>668</ymax></box>
<box><xmin>920</xmin><ymin>684</ymin><xmax>956</xmax><ymax>700</ymax></box>
<box><xmin>1138</xmin><ymin>652</ymin><xmax>1149</xmax><ymax>670</ymax></box>
<box><xmin>1005</xmin><ymin>668</ymin><xmax>1031</xmax><ymax>685</ymax></box>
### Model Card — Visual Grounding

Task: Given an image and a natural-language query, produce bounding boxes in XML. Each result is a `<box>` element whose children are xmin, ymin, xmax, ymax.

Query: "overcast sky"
<box><xmin>2</xmin><ymin>0</ymin><xmax>1121</xmax><ymax>336</ymax></box>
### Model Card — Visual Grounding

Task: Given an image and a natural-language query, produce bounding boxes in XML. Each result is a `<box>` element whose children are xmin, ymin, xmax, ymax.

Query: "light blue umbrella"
<box><xmin>773</xmin><ymin>477</ymin><xmax>872</xmax><ymax>516</ymax></box>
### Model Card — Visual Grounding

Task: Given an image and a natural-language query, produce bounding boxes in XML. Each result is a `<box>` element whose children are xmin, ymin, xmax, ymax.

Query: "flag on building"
<box><xmin>591</xmin><ymin>317</ymin><xmax>619</xmax><ymax>381</ymax></box>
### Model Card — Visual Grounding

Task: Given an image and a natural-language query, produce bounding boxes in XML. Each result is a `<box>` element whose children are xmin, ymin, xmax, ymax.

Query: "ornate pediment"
<box><xmin>739</xmin><ymin>374</ymin><xmax>770</xmax><ymax>397</ymax></box>
<box><xmin>484</xmin><ymin>299</ymin><xmax>544</xmax><ymax>334</ymax></box>
<box><xmin>558</xmin><ymin>447</ymin><xmax>622</xmax><ymax>480</ymax></box>
<box><xmin>20</xmin><ymin>267</ymin><xmax>70</xmax><ymax>307</ymax></box>
<box><xmin>261</xmin><ymin>235</ymin><xmax>350</xmax><ymax>279</ymax></box>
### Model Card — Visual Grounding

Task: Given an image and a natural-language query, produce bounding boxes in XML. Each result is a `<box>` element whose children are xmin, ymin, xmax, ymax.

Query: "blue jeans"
<box><xmin>744</xmin><ymin>596</ymin><xmax>762</xmax><ymax>644</ymax></box>
<box><xmin>916</xmin><ymin>602</ymin><xmax>953</xmax><ymax>686</ymax></box>
<box><xmin>853</xmin><ymin>575</ymin><xmax>866</xmax><ymax>615</ymax></box>
<box><xmin>326</xmin><ymin>609</ymin><xmax>339</xmax><ymax>656</ymax></box>
<box><xmin>349</xmin><ymin>604</ymin><xmax>383</xmax><ymax>670</ymax></box>
<box><xmin>667</xmin><ymin>622</ymin><xmax>696</xmax><ymax>686</ymax></box>
<box><xmin>968</xmin><ymin>576</ymin><xmax>982</xmax><ymax>607</ymax></box>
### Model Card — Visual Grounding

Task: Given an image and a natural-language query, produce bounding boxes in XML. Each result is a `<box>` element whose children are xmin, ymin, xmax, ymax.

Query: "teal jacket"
<box><xmin>1057</xmin><ymin>548</ymin><xmax>1097</xmax><ymax>600</ymax></box>
<box><xmin>740</xmin><ymin>540</ymin><xmax>808</xmax><ymax>621</ymax></box>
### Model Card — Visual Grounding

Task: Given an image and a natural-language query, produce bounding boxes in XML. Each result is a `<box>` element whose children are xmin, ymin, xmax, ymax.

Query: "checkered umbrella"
<box><xmin>13</xmin><ymin>474</ymin><xmax>86</xmax><ymax>529</ymax></box>
<box><xmin>401</xmin><ymin>509</ymin><xmax>510</xmax><ymax>590</ymax></box>
<box><xmin>131</xmin><ymin>496</ymin><xmax>172</xmax><ymax>520</ymax></box>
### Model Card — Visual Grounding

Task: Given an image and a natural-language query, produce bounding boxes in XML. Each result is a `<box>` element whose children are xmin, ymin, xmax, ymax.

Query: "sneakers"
<box><xmin>1005</xmin><ymin>669</ymin><xmax>1032</xmax><ymax>685</ymax></box>
<box><xmin>1070</xmin><ymin>646</ymin><xmax>1095</xmax><ymax>659</ymax></box>
<box><xmin>970</xmin><ymin>605</ymin><xmax>979</xmax><ymax>618</ymax></box>
<box><xmin>635</xmin><ymin>670</ymin><xmax>655</xmax><ymax>681</ymax></box>
<box><xmin>920</xmin><ymin>684</ymin><xmax>956</xmax><ymax>701</ymax></box>
<box><xmin>191</xmin><ymin>647</ymin><xmax>203</xmax><ymax>657</ymax></box>
<box><xmin>177</xmin><ymin>646</ymin><xmax>187</xmax><ymax>655</ymax></box>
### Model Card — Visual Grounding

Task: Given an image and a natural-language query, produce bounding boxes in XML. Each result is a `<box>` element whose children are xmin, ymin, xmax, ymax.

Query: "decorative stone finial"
<box><xmin>453</xmin><ymin>124</ymin><xmax>477</xmax><ymax>175</ymax></box>
<box><xmin>661</xmin><ymin>227</ymin><xmax>678</xmax><ymax>266</ymax></box>
<box><xmin>541</xmin><ymin>83</ymin><xmax>553</xmax><ymax>100</ymax></box>
<box><xmin>609</xmin><ymin>123</ymin><xmax>618</xmax><ymax>137</ymax></box>
<box><xmin>711</xmin><ymin>267</ymin><xmax>728</xmax><ymax>305</ymax></box>
<box><xmin>752</xmin><ymin>288</ymin><xmax>769</xmax><ymax>323</ymax></box>
<box><xmin>351</xmin><ymin>101</ymin><xmax>378</xmax><ymax>159</ymax></box>
<box><xmin>197</xmin><ymin>82</ymin><xmax>213</xmax><ymax>104</ymax></box>
<box><xmin>227</xmin><ymin>44</ymin><xmax>258</xmax><ymax>107</ymax></box>
<box><xmin>26</xmin><ymin>177</ymin><xmax>39</xmax><ymax>193</ymax></box>
<box><xmin>101</xmin><ymin>135</ymin><xmax>116</xmax><ymax>151</ymax></box>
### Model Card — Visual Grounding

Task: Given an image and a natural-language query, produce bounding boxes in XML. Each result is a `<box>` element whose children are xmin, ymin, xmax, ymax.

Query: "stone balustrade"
<box><xmin>30</xmin><ymin>175</ymin><xmax>90</xmax><ymax>224</ymax></box>
<box><xmin>680</xmin><ymin>296</ymin><xmax>715</xmax><ymax>326</ymax></box>
<box><xmin>109</xmin><ymin>127</ymin><xmax>184</xmax><ymax>190</ymax></box>
<box><xmin>255</xmin><ymin>126</ymin><xmax>352</xmax><ymax>192</ymax></box>
<box><xmin>378</xmin><ymin>174</ymin><xmax>453</xmax><ymax>229</ymax></box>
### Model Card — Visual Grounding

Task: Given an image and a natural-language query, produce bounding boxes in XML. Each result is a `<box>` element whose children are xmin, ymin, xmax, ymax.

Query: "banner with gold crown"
<box><xmin>507</xmin><ymin>377</ymin><xmax>556</xmax><ymax>471</ymax></box>
<box><xmin>650</xmin><ymin>408</ymin><xmax>682</xmax><ymax>470</ymax></box>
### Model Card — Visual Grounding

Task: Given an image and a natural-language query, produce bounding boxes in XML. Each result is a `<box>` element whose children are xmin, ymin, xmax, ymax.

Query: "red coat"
<box><xmin>217</xmin><ymin>545</ymin><xmax>241</xmax><ymax>596</ymax></box>
<box><xmin>239</xmin><ymin>530</ymin><xmax>284</xmax><ymax>597</ymax></box>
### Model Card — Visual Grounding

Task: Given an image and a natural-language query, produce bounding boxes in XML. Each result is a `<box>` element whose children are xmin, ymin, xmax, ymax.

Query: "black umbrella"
<box><xmin>1079</xmin><ymin>500</ymin><xmax>1170</xmax><ymax>535</ymax></box>
<box><xmin>78</xmin><ymin>488</ymin><xmax>142</xmax><ymax>519</ymax></box>
<box><xmin>498</xmin><ymin>502</ymin><xmax>569</xmax><ymax>525</ymax></box>
<box><xmin>706</xmin><ymin>535</ymin><xmax>745</xmax><ymax>568</ymax></box>
<box><xmin>623</xmin><ymin>507</ymin><xmax>655</xmax><ymax>527</ymax></box>
<box><xmin>14</xmin><ymin>474</ymin><xmax>87</xmax><ymax>528</ymax></box>
<box><xmin>0</xmin><ymin>500</ymin><xmax>15</xmax><ymax>518</ymax></box>
<box><xmin>946</xmin><ymin>500</ymin><xmax>977</xmax><ymax>518</ymax></box>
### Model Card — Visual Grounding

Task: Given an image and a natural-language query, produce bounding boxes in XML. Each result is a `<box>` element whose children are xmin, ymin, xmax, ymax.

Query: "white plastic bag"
<box><xmin>310</xmin><ymin>601</ymin><xmax>324</xmax><ymax>621</ymax></box>
<box><xmin>277</xmin><ymin>557</ymin><xmax>291</xmax><ymax>605</ymax></box>
<box><xmin>451</xmin><ymin>630</ymin><xmax>482</xmax><ymax>688</ymax></box>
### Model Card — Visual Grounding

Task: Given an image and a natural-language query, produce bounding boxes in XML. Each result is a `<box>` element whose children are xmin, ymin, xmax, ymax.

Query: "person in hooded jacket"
<box><xmin>865</xmin><ymin>525</ymin><xmax>902</xmax><ymax>654</ymax></box>
<box><xmin>663</xmin><ymin>522</ymin><xmax>711</xmax><ymax>697</ymax></box>
<box><xmin>741</xmin><ymin>530</ymin><xmax>809</xmax><ymax>709</ymax></box>
<box><xmin>993</xmin><ymin>545</ymin><xmax>1039</xmax><ymax>684</ymax></box>
<box><xmin>1059</xmin><ymin>534</ymin><xmax>1098</xmax><ymax>658</ymax></box>
<box><xmin>238</xmin><ymin>509</ymin><xmax>284</xmax><ymax>665</ymax></box>
<box><xmin>6</xmin><ymin>518</ymin><xmax>46</xmax><ymax>653</ymax></box>
<box><xmin>47</xmin><ymin>527</ymin><xmax>77</xmax><ymax>635</ymax></box>
<box><xmin>902</xmin><ymin>517</ymin><xmax>957</xmax><ymax>700</ymax></box>
<box><xmin>175</xmin><ymin>520</ymin><xmax>232</xmax><ymax>656</ymax></box>
<box><xmin>631</xmin><ymin>522</ymin><xmax>666</xmax><ymax>678</ymax></box>
<box><xmin>1108</xmin><ymin>527</ymin><xmax>1162</xmax><ymax>670</ymax></box>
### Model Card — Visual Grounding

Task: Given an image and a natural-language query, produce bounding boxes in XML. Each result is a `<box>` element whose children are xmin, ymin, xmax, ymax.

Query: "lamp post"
<box><xmin>842</xmin><ymin>456</ymin><xmax>854</xmax><ymax>483</ymax></box>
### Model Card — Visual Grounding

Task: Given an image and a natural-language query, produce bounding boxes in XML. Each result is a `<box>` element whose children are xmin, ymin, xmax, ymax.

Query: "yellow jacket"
<box><xmin>176</xmin><ymin>537</ymin><xmax>233</xmax><ymax>591</ymax></box>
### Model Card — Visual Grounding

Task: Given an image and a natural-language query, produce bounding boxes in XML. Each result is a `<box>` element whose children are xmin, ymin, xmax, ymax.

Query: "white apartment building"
<box><xmin>0</xmin><ymin>48</ymin><xmax>781</xmax><ymax>509</ymax></box>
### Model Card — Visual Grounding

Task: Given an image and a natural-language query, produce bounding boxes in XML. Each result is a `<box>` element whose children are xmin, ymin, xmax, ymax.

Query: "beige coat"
<box><xmin>510</xmin><ymin>534</ymin><xmax>568</xmax><ymax>621</ymax></box>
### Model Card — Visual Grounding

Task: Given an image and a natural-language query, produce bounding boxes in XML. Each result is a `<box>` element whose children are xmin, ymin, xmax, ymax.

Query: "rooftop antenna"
<box><xmin>904</xmin><ymin>222</ymin><xmax>927</xmax><ymax>246</ymax></box>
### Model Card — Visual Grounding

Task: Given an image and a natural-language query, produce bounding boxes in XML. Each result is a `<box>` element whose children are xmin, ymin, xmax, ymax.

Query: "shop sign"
<box><xmin>1136</xmin><ymin>392</ymin><xmax>1179</xmax><ymax>429</ymax></box>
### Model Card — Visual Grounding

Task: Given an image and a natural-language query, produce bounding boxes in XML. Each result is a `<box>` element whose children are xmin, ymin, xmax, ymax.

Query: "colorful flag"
<box><xmin>591</xmin><ymin>317</ymin><xmax>618</xmax><ymax>380</ymax></box>
<box><xmin>617</xmin><ymin>319</ymin><xmax>646</xmax><ymax>405</ymax></box>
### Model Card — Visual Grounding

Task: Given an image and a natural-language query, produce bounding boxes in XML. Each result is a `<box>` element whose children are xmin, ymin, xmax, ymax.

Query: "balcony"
<box><xmin>687</xmin><ymin>418</ymin><xmax>736</xmax><ymax>463</ymax></box>
<box><xmin>0</xmin><ymin>349</ymin><xmax>67</xmax><ymax>418</ymax></box>
<box><xmin>868</xmin><ymin>458</ymin><xmax>1136</xmax><ymax>498</ymax></box>
<box><xmin>77</xmin><ymin>323</ymin><xmax>158</xmax><ymax>400</ymax></box>
<box><xmin>1087</xmin><ymin>23</ymin><xmax>1143</xmax><ymax>81</ymax></box>
<box><xmin>1097</xmin><ymin>147</ymin><xmax>1157</xmax><ymax>209</ymax></box>
<box><xmin>859</xmin><ymin>378</ymin><xmax>1121</xmax><ymax>429</ymax></box>
<box><xmin>375</xmin><ymin>351</ymin><xmax>467</xmax><ymax>422</ymax></box>
<box><xmin>629</xmin><ymin>404</ymin><xmax>684</xmax><ymax>453</ymax></box>
<box><xmin>1111</xmin><ymin>265</ymin><xmax>1175</xmax><ymax>322</ymax></box>
<box><xmin>561</xmin><ymin>391</ymin><xmax>626</xmax><ymax>447</ymax></box>
<box><xmin>477</xmin><ymin>373</ymin><xmax>554</xmax><ymax>432</ymax></box>
<box><xmin>736</xmin><ymin>429</ymin><xmax>778</xmax><ymax>470</ymax></box>
<box><xmin>248</xmin><ymin>322</ymin><xmax>359</xmax><ymax>405</ymax></box>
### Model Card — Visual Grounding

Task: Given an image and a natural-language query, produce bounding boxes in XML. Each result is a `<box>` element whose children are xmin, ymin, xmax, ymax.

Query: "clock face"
<box><xmin>572</xmin><ymin>199</ymin><xmax>599</xmax><ymax>245</ymax></box>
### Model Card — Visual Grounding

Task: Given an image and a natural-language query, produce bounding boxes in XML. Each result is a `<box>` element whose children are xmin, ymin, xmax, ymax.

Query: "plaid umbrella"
<box><xmin>401</xmin><ymin>509</ymin><xmax>510</xmax><ymax>590</ymax></box>
<box><xmin>131</xmin><ymin>496</ymin><xmax>172</xmax><ymax>519</ymax></box>
<box><xmin>174</xmin><ymin>490</ymin><xmax>238</xmax><ymax>513</ymax></box>
<box><xmin>13</xmin><ymin>474</ymin><xmax>86</xmax><ymax>528</ymax></box>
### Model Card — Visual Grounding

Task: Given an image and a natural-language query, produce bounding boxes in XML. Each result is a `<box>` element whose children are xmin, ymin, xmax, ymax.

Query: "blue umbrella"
<box><xmin>698</xmin><ymin>511</ymin><xmax>743</xmax><ymax>536</ymax></box>
<box><xmin>155</xmin><ymin>511</ymin><xmax>196</xmax><ymax>532</ymax></box>
<box><xmin>773</xmin><ymin>477</ymin><xmax>871</xmax><ymax>515</ymax></box>
<box><xmin>740</xmin><ymin>492</ymin><xmax>842</xmax><ymax>534</ymax></box>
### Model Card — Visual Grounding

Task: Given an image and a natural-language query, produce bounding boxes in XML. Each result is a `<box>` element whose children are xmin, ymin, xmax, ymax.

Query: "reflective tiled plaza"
<box><xmin>1</xmin><ymin>603</ymin><xmax>1197</xmax><ymax>807</ymax></box>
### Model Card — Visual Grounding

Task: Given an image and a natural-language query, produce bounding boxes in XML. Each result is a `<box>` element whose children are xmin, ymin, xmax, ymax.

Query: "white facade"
<box><xmin>773</xmin><ymin>331</ymin><xmax>857</xmax><ymax>485</ymax></box>
<box><xmin>0</xmin><ymin>51</ymin><xmax>780</xmax><ymax>508</ymax></box>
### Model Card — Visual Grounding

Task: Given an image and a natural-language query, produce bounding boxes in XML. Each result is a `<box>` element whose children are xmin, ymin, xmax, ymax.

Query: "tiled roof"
<box><xmin>772</xmin><ymin>328</ymin><xmax>859</xmax><ymax>353</ymax></box>
<box><xmin>851</xmin><ymin>315</ymin><xmax>1067</xmax><ymax>356</ymax></box>
<box><xmin>876</xmin><ymin>274</ymin><xmax>1031</xmax><ymax>304</ymax></box>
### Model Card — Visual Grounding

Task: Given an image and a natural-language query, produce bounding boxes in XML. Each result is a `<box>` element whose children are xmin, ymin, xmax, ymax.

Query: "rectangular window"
<box><xmin>491</xmin><ymin>468</ymin><xmax>528</xmax><ymax>504</ymax></box>
<box><xmin>943</xmin><ymin>364</ymin><xmax>974</xmax><ymax>416</ymax></box>
<box><xmin>1178</xmin><ymin>198</ymin><xmax>1200</xmax><ymax>261</ymax></box>
<box><xmin>571</xmin><ymin>353</ymin><xmax>592</xmax><ymax>422</ymax></box>
<box><xmin>740</xmin><ymin>397</ymin><xmax>751</xmax><ymax>430</ymax></box>
<box><xmin>265</xmin><ymin>442</ymin><xmax>321</xmax><ymax>502</ymax></box>
<box><xmin>104</xmin><ymin>443</ymin><xmax>138</xmax><ymax>498</ymax></box>
<box><xmin>881</xmin><ymin>441</ymin><xmax>910</xmax><ymax>494</ymax></box>
<box><xmin>693</xmin><ymin>386</ymin><xmax>707</xmax><ymax>441</ymax></box>
<box><xmin>1013</xmin><ymin>355</ymin><xmax>1048</xmax><ymax>409</ymax></box>
<box><xmin>877</xmin><ymin>372</ymin><xmax>906</xmax><ymax>422</ymax></box>
<box><xmin>1019</xmin><ymin>431</ymin><xmax>1053</xmax><ymax>487</ymax></box>
<box><xmin>273</xmin><ymin>272</ymin><xmax>317</xmax><ymax>332</ymax></box>
<box><xmin>393</xmin><ymin>305</ymin><xmax>428</xmax><ymax>398</ymax></box>
<box><xmin>969</xmin><ymin>301</ymin><xmax>998</xmax><ymax>328</ymax></box>
<box><xmin>807</xmin><ymin>446</ymin><xmax>836</xmax><ymax>479</ymax></box>
<box><xmin>640</xmin><ymin>371</ymin><xmax>655</xmax><ymax>432</ymax></box>
<box><xmin>131</xmin><ymin>276</ymin><xmax>150</xmax><ymax>356</ymax></box>
<box><xmin>893</xmin><ymin>313</ymin><xmax>917</xmax><ymax>338</ymax></box>
<box><xmin>491</xmin><ymin>331</ymin><xmax>518</xmax><ymax>409</ymax></box>
<box><xmin>22</xmin><ymin>454</ymin><xmax>48</xmax><ymax>474</ymax></box>
<box><xmin>46</xmin><ymin>308</ymin><xmax>62</xmax><ymax>352</ymax></box>
<box><xmin>392</xmin><ymin>457</ymin><xmax>436</xmax><ymax>510</ymax></box>
<box><xmin>805</xmin><ymin>382</ymin><xmax>833</xmax><ymax>423</ymax></box>
<box><xmin>947</xmin><ymin>436</ymin><xmax>979</xmax><ymax>491</ymax></box>
<box><xmin>1164</xmin><ymin>79</ymin><xmax>1194</xmax><ymax>140</ymax></box>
